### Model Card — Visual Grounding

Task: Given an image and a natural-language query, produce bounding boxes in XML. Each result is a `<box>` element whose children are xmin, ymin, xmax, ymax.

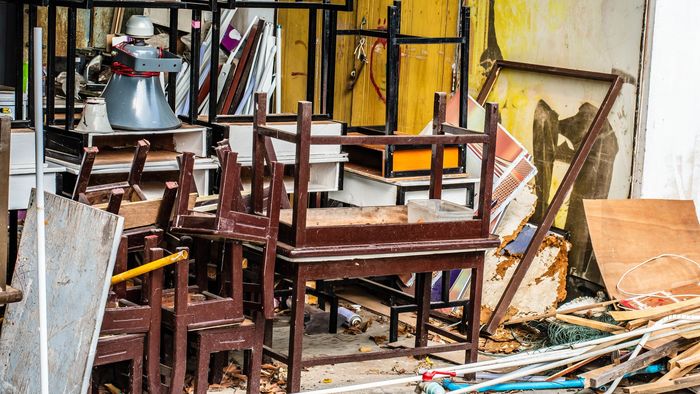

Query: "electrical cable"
<box><xmin>616</xmin><ymin>253</ymin><xmax>700</xmax><ymax>299</ymax></box>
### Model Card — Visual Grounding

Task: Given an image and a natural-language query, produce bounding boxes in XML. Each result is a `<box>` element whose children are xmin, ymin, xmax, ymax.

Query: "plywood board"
<box><xmin>0</xmin><ymin>191</ymin><xmax>124</xmax><ymax>394</ymax></box>
<box><xmin>583</xmin><ymin>199</ymin><xmax>700</xmax><ymax>300</ymax></box>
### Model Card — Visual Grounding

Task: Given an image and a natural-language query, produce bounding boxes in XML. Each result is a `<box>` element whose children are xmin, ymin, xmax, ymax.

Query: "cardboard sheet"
<box><xmin>583</xmin><ymin>199</ymin><xmax>700</xmax><ymax>300</ymax></box>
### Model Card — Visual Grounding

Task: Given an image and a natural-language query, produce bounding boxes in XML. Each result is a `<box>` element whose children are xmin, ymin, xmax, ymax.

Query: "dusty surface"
<box><xmin>199</xmin><ymin>309</ymin><xmax>578</xmax><ymax>393</ymax></box>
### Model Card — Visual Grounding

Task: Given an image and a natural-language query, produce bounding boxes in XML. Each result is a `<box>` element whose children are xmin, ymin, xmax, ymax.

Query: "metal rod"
<box><xmin>188</xmin><ymin>9</ymin><xmax>201</xmax><ymax>122</ymax></box>
<box><xmin>459</xmin><ymin>7</ymin><xmax>470</xmax><ymax>128</ymax></box>
<box><xmin>208</xmin><ymin>6</ymin><xmax>220</xmax><ymax>123</ymax></box>
<box><xmin>385</xmin><ymin>4</ymin><xmax>400</xmax><ymax>134</ymax></box>
<box><xmin>306</xmin><ymin>8</ymin><xmax>318</xmax><ymax>105</ymax></box>
<box><xmin>15</xmin><ymin>3</ymin><xmax>24</xmax><ymax>121</ymax></box>
<box><xmin>167</xmin><ymin>8</ymin><xmax>179</xmax><ymax>110</ymax></box>
<box><xmin>46</xmin><ymin>5</ymin><xmax>56</xmax><ymax>124</ymax></box>
<box><xmin>27</xmin><ymin>5</ymin><xmax>38</xmax><ymax>125</ymax></box>
<box><xmin>65</xmin><ymin>7</ymin><xmax>77</xmax><ymax>130</ymax></box>
<box><xmin>325</xmin><ymin>9</ymin><xmax>338</xmax><ymax>117</ymax></box>
<box><xmin>275</xmin><ymin>24</ymin><xmax>283</xmax><ymax>113</ymax></box>
<box><xmin>33</xmin><ymin>26</ymin><xmax>49</xmax><ymax>394</ymax></box>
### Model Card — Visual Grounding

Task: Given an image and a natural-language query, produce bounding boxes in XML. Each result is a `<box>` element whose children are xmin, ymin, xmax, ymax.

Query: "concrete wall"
<box><xmin>639</xmin><ymin>0</ymin><xmax>700</xmax><ymax>217</ymax></box>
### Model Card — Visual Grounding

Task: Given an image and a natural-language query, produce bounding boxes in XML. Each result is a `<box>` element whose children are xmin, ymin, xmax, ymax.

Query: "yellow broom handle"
<box><xmin>111</xmin><ymin>250</ymin><xmax>189</xmax><ymax>285</ymax></box>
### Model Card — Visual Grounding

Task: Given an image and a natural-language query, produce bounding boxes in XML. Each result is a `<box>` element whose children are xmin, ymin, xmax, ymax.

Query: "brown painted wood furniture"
<box><xmin>91</xmin><ymin>235</ymin><xmax>164</xmax><ymax>394</ymax></box>
<box><xmin>251</xmin><ymin>92</ymin><xmax>500</xmax><ymax>393</ymax></box>
<box><xmin>161</xmin><ymin>150</ymin><xmax>285</xmax><ymax>394</ymax></box>
<box><xmin>72</xmin><ymin>139</ymin><xmax>150</xmax><ymax>205</ymax></box>
<box><xmin>97</xmin><ymin>181</ymin><xmax>178</xmax><ymax>254</ymax></box>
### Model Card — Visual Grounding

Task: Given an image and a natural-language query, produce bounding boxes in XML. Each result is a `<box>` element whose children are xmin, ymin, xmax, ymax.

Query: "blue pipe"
<box><xmin>443</xmin><ymin>379</ymin><xmax>584</xmax><ymax>392</ymax></box>
<box><xmin>441</xmin><ymin>364</ymin><xmax>664</xmax><ymax>392</ymax></box>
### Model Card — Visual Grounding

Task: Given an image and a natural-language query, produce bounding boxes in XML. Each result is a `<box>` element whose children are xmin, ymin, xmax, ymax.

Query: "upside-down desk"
<box><xmin>250</xmin><ymin>92</ymin><xmax>500</xmax><ymax>393</ymax></box>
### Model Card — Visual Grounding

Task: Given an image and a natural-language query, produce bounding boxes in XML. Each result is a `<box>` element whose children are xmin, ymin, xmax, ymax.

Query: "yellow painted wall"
<box><xmin>279</xmin><ymin>0</ymin><xmax>460</xmax><ymax>134</ymax></box>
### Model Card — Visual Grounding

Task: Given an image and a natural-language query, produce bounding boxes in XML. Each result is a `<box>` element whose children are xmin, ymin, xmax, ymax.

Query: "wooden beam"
<box><xmin>624</xmin><ymin>372</ymin><xmax>700</xmax><ymax>394</ymax></box>
<box><xmin>0</xmin><ymin>285</ymin><xmax>22</xmax><ymax>305</ymax></box>
<box><xmin>555</xmin><ymin>314</ymin><xmax>625</xmax><ymax>334</ymax></box>
<box><xmin>610</xmin><ymin>297</ymin><xmax>700</xmax><ymax>321</ymax></box>
<box><xmin>505</xmin><ymin>299</ymin><xmax>619</xmax><ymax>325</ymax></box>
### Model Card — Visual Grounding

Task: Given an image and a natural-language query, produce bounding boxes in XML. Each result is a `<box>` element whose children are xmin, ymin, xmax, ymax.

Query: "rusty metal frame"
<box><xmin>479</xmin><ymin>60</ymin><xmax>624</xmax><ymax>335</ymax></box>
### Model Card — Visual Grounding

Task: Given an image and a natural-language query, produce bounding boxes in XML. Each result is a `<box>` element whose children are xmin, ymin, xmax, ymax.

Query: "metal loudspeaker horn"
<box><xmin>102</xmin><ymin>15</ymin><xmax>182</xmax><ymax>131</ymax></box>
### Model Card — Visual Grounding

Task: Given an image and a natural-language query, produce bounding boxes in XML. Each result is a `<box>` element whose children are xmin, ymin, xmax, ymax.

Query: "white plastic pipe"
<box><xmin>300</xmin><ymin>317</ymin><xmax>699</xmax><ymax>394</ymax></box>
<box><xmin>33</xmin><ymin>27</ymin><xmax>49</xmax><ymax>394</ymax></box>
<box><xmin>275</xmin><ymin>24</ymin><xmax>282</xmax><ymax>113</ymax></box>
<box><xmin>448</xmin><ymin>321</ymin><xmax>700</xmax><ymax>394</ymax></box>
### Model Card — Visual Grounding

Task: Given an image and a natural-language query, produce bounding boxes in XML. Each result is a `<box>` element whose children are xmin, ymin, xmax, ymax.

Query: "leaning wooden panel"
<box><xmin>0</xmin><ymin>191</ymin><xmax>124</xmax><ymax>394</ymax></box>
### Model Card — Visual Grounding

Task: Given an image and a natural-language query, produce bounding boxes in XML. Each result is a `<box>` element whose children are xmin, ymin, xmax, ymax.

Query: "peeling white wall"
<box><xmin>640</xmin><ymin>0</ymin><xmax>700</xmax><ymax>217</ymax></box>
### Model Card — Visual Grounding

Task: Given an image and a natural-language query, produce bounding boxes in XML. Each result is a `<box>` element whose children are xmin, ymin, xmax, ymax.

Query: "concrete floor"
<box><xmin>209</xmin><ymin>307</ymin><xmax>578</xmax><ymax>393</ymax></box>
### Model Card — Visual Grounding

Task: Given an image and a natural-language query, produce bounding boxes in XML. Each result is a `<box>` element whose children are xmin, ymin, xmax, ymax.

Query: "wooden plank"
<box><xmin>555</xmin><ymin>313</ymin><xmax>625</xmax><ymax>333</ymax></box>
<box><xmin>589</xmin><ymin>338</ymin><xmax>690</xmax><ymax>388</ymax></box>
<box><xmin>0</xmin><ymin>191</ymin><xmax>124</xmax><ymax>393</ymax></box>
<box><xmin>668</xmin><ymin>341</ymin><xmax>700</xmax><ymax>369</ymax></box>
<box><xmin>505</xmin><ymin>299</ymin><xmax>619</xmax><ymax>325</ymax></box>
<box><xmin>0</xmin><ymin>285</ymin><xmax>22</xmax><ymax>304</ymax></box>
<box><xmin>584</xmin><ymin>199</ymin><xmax>700</xmax><ymax>300</ymax></box>
<box><xmin>0</xmin><ymin>117</ymin><xmax>10</xmax><ymax>290</ymax></box>
<box><xmin>627</xmin><ymin>307</ymin><xmax>700</xmax><ymax>330</ymax></box>
<box><xmin>93</xmin><ymin>193</ymin><xmax>196</xmax><ymax>229</ymax></box>
<box><xmin>610</xmin><ymin>297</ymin><xmax>700</xmax><ymax>321</ymax></box>
<box><xmin>624</xmin><ymin>373</ymin><xmax>700</xmax><ymax>394</ymax></box>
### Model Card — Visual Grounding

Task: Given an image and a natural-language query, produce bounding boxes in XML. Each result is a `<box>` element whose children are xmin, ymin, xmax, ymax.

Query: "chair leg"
<box><xmin>286</xmin><ymin>269</ymin><xmax>307</xmax><ymax>393</ymax></box>
<box><xmin>168</xmin><ymin>324</ymin><xmax>188</xmax><ymax>394</ymax></box>
<box><xmin>131</xmin><ymin>352</ymin><xmax>144</xmax><ymax>394</ymax></box>
<box><xmin>146</xmin><ymin>326</ymin><xmax>161</xmax><ymax>394</ymax></box>
<box><xmin>263</xmin><ymin>318</ymin><xmax>273</xmax><ymax>364</ymax></box>
<box><xmin>194</xmin><ymin>336</ymin><xmax>210</xmax><ymax>394</ymax></box>
<box><xmin>247</xmin><ymin>314</ymin><xmax>265</xmax><ymax>394</ymax></box>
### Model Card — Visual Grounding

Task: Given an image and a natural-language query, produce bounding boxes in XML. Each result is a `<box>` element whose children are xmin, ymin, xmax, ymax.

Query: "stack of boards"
<box><xmin>175</xmin><ymin>11</ymin><xmax>278</xmax><ymax>117</ymax></box>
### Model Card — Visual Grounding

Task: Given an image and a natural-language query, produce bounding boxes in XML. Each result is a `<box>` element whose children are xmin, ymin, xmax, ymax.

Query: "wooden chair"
<box><xmin>98</xmin><ymin>181</ymin><xmax>178</xmax><ymax>253</ymax></box>
<box><xmin>72</xmin><ymin>139</ymin><xmax>150</xmax><ymax>205</ymax></box>
<box><xmin>161</xmin><ymin>150</ymin><xmax>285</xmax><ymax>394</ymax></box>
<box><xmin>91</xmin><ymin>235</ymin><xmax>163</xmax><ymax>394</ymax></box>
<box><xmin>252</xmin><ymin>91</ymin><xmax>500</xmax><ymax>392</ymax></box>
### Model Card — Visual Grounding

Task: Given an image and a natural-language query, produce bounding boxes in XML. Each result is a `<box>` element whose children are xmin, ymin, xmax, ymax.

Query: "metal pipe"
<box><xmin>306</xmin><ymin>8</ymin><xmax>318</xmax><ymax>105</ymax></box>
<box><xmin>111</xmin><ymin>250</ymin><xmax>188</xmax><ymax>285</ymax></box>
<box><xmin>33</xmin><ymin>26</ymin><xmax>49</xmax><ymax>394</ymax></box>
<box><xmin>66</xmin><ymin>7</ymin><xmax>77</xmax><ymax>130</ymax></box>
<box><xmin>15</xmin><ymin>3</ymin><xmax>24</xmax><ymax>120</ymax></box>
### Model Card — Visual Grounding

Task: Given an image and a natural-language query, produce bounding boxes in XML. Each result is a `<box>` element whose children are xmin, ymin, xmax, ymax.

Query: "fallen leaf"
<box><xmin>359</xmin><ymin>346</ymin><xmax>373</xmax><ymax>353</ymax></box>
<box><xmin>322</xmin><ymin>378</ymin><xmax>333</xmax><ymax>384</ymax></box>
<box><xmin>370</xmin><ymin>335</ymin><xmax>388</xmax><ymax>345</ymax></box>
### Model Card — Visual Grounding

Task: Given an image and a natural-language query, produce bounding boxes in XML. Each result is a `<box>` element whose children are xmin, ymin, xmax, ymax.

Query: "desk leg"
<box><xmin>467</xmin><ymin>254</ymin><xmax>484</xmax><ymax>365</ymax></box>
<box><xmin>414</xmin><ymin>272</ymin><xmax>432</xmax><ymax>349</ymax></box>
<box><xmin>286</xmin><ymin>266</ymin><xmax>306</xmax><ymax>393</ymax></box>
